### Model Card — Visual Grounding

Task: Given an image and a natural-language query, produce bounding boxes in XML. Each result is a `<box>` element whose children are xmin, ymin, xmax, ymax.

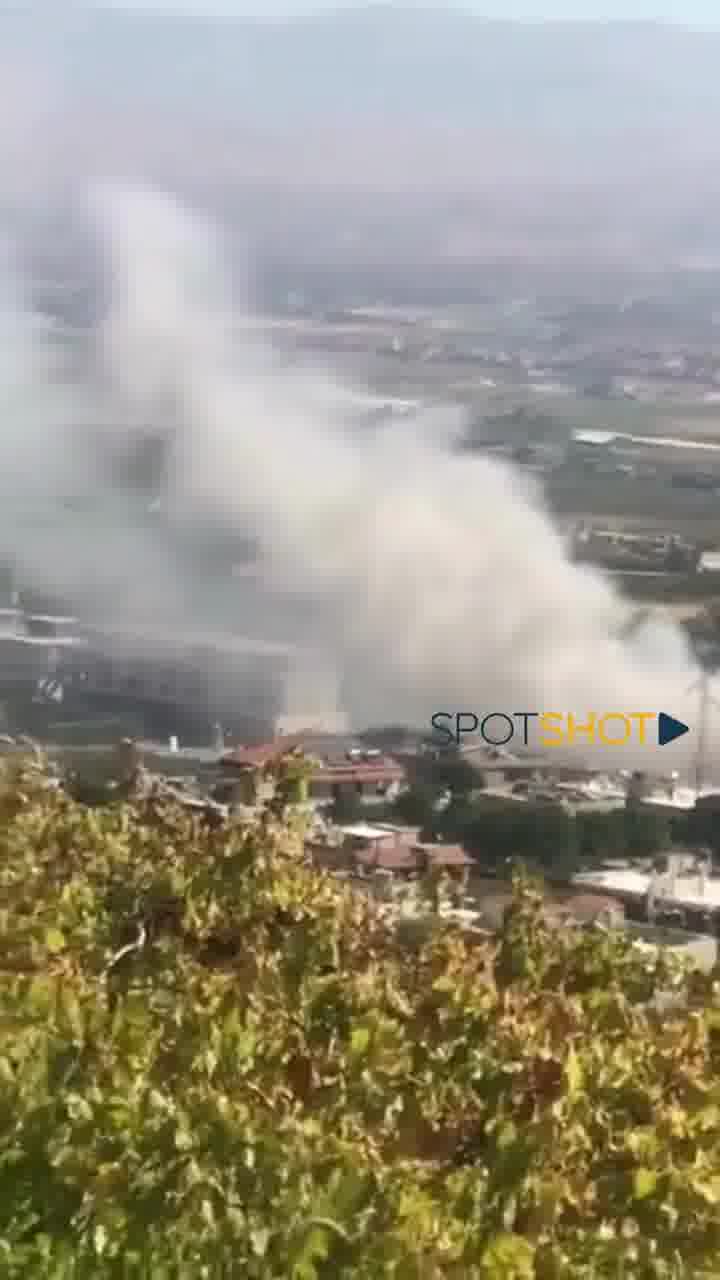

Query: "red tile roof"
<box><xmin>222</xmin><ymin>736</ymin><xmax>305</xmax><ymax>769</ymax></box>
<box><xmin>314</xmin><ymin>761</ymin><xmax>405</xmax><ymax>784</ymax></box>
<box><xmin>353</xmin><ymin>840</ymin><xmax>473</xmax><ymax>873</ymax></box>
<box><xmin>355</xmin><ymin>844</ymin><xmax>420</xmax><ymax>872</ymax></box>
<box><xmin>413</xmin><ymin>842</ymin><xmax>473</xmax><ymax>869</ymax></box>
<box><xmin>222</xmin><ymin>738</ymin><xmax>405</xmax><ymax>784</ymax></box>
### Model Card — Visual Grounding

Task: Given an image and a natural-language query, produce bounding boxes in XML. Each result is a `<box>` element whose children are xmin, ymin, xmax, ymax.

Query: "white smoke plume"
<box><xmin>0</xmin><ymin>181</ymin><xmax>711</xmax><ymax>775</ymax></box>
<box><xmin>85</xmin><ymin>184</ymin><xmax>707</xmax><ymax>775</ymax></box>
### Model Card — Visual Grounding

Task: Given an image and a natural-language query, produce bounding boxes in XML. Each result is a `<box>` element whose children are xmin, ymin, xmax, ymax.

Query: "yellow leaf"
<box><xmin>565</xmin><ymin>1045</ymin><xmax>583</xmax><ymax>1096</ymax></box>
<box><xmin>633</xmin><ymin>1168</ymin><xmax>658</xmax><ymax>1200</ymax></box>
<box><xmin>350</xmin><ymin>1026</ymin><xmax>370</xmax><ymax>1056</ymax></box>
<box><xmin>480</xmin><ymin>1233</ymin><xmax>535</xmax><ymax>1278</ymax></box>
<box><xmin>692</xmin><ymin>1176</ymin><xmax>720</xmax><ymax>1205</ymax></box>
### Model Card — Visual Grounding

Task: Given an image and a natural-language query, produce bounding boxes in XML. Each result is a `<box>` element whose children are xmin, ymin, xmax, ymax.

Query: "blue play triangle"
<box><xmin>658</xmin><ymin>712</ymin><xmax>689</xmax><ymax>747</ymax></box>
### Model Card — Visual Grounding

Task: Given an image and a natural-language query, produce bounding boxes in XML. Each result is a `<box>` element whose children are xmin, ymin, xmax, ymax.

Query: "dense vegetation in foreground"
<box><xmin>2</xmin><ymin>757</ymin><xmax>720</xmax><ymax>1278</ymax></box>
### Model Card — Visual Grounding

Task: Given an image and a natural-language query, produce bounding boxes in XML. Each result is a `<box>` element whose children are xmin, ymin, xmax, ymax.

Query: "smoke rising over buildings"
<box><xmin>0</xmin><ymin>182</ymin><xmax>710</xmax><ymax>771</ymax></box>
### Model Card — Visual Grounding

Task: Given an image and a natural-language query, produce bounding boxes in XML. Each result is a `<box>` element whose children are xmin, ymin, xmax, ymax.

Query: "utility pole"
<box><xmin>694</xmin><ymin>668</ymin><xmax>711</xmax><ymax>798</ymax></box>
<box><xmin>687</xmin><ymin>664</ymin><xmax>720</xmax><ymax>881</ymax></box>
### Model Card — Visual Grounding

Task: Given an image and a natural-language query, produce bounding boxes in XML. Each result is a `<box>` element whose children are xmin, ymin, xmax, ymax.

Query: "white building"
<box><xmin>699</xmin><ymin>550</ymin><xmax>720</xmax><ymax>573</ymax></box>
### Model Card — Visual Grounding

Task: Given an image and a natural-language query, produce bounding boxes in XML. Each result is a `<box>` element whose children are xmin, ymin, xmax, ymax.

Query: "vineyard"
<box><xmin>2</xmin><ymin>754</ymin><xmax>720</xmax><ymax>1277</ymax></box>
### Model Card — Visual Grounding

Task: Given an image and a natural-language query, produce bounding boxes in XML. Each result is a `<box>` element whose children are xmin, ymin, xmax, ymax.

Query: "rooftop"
<box><xmin>459</xmin><ymin>746</ymin><xmax>586</xmax><ymax>775</ymax></box>
<box><xmin>355</xmin><ymin>845</ymin><xmax>420</xmax><ymax>873</ymax></box>
<box><xmin>572</xmin><ymin>429</ymin><xmax>618</xmax><ymax>446</ymax></box>
<box><xmin>574</xmin><ymin>867</ymin><xmax>720</xmax><ymax>912</ymax></box>
<box><xmin>223</xmin><ymin>733</ymin><xmax>405</xmax><ymax>781</ymax></box>
<box><xmin>0</xmin><ymin>633</ymin><xmax>87</xmax><ymax>648</ymax></box>
<box><xmin>354</xmin><ymin>840</ymin><xmax>472</xmax><ymax>873</ymax></box>
<box><xmin>222</xmin><ymin>735</ymin><xmax>305</xmax><ymax>769</ymax></box>
<box><xmin>81</xmin><ymin>622</ymin><xmax>300</xmax><ymax>659</ymax></box>
<box><xmin>136</xmin><ymin>740</ymin><xmax>224</xmax><ymax>766</ymax></box>
<box><xmin>643</xmin><ymin>786</ymin><xmax>710</xmax><ymax>810</ymax></box>
<box><xmin>412</xmin><ymin>841</ymin><xmax>473</xmax><ymax>868</ymax></box>
<box><xmin>313</xmin><ymin>760</ymin><xmax>404</xmax><ymax>783</ymax></box>
<box><xmin>336</xmin><ymin>822</ymin><xmax>392</xmax><ymax>841</ymax></box>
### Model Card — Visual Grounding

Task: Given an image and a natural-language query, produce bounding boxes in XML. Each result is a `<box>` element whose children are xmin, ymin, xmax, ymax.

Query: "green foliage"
<box><xmin>576</xmin><ymin>809</ymin><xmax>628</xmax><ymax>861</ymax></box>
<box><xmin>422</xmin><ymin>749</ymin><xmax>478</xmax><ymax>798</ymax></box>
<box><xmin>328</xmin><ymin>788</ymin><xmax>366</xmax><ymax>825</ymax></box>
<box><xmin>577</xmin><ymin>806</ymin><xmax>672</xmax><ymax>863</ymax></box>
<box><xmin>623</xmin><ymin>806</ymin><xmax>672</xmax><ymax>858</ymax></box>
<box><xmin>684</xmin><ymin>806</ymin><xmax>720</xmax><ymax>858</ymax></box>
<box><xmin>393</xmin><ymin>782</ymin><xmax>440</xmax><ymax>832</ymax></box>
<box><xmin>1</xmin><ymin>756</ymin><xmax>720</xmax><ymax>1276</ymax></box>
<box><xmin>412</xmin><ymin>793</ymin><xmax>674</xmax><ymax>874</ymax></box>
<box><xmin>437</xmin><ymin>798</ymin><xmax>579</xmax><ymax>875</ymax></box>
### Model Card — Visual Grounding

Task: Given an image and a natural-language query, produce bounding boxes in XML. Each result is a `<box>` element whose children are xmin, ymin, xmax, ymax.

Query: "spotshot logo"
<box><xmin>430</xmin><ymin>711</ymin><xmax>690</xmax><ymax>750</ymax></box>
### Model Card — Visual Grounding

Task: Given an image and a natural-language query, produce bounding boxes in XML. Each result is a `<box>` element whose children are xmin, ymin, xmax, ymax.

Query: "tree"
<box><xmin>412</xmin><ymin>741</ymin><xmax>479</xmax><ymax>787</ymax></box>
<box><xmin>328</xmin><ymin>786</ymin><xmax>365</xmax><ymax>825</ymax></box>
<box><xmin>576</xmin><ymin>809</ymin><xmax>628</xmax><ymax>862</ymax></box>
<box><xmin>2</xmin><ymin>753</ymin><xmax>720</xmax><ymax>1277</ymax></box>
<box><xmin>685</xmin><ymin>803</ymin><xmax>720</xmax><ymax>857</ymax></box>
<box><xmin>444</xmin><ymin>797</ymin><xmax>578</xmax><ymax>874</ymax></box>
<box><xmin>429</xmin><ymin>750</ymin><xmax>478</xmax><ymax>797</ymax></box>
<box><xmin>624</xmin><ymin>805</ymin><xmax>671</xmax><ymax>858</ymax></box>
<box><xmin>392</xmin><ymin>782</ymin><xmax>441</xmax><ymax>830</ymax></box>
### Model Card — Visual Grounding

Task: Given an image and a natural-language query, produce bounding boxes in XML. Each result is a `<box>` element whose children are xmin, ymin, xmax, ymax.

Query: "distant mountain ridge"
<box><xmin>7</xmin><ymin>7</ymin><xmax>720</xmax><ymax>283</ymax></box>
<box><xmin>16</xmin><ymin>6</ymin><xmax>720</xmax><ymax>132</ymax></box>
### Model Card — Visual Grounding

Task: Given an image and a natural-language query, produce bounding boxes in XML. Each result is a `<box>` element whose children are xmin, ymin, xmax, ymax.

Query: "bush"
<box><xmin>1</xmin><ymin>755</ymin><xmax>720</xmax><ymax>1277</ymax></box>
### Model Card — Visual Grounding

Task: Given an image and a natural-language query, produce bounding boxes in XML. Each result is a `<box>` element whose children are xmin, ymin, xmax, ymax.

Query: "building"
<box><xmin>458</xmin><ymin>745</ymin><xmax>593</xmax><ymax>791</ymax></box>
<box><xmin>222</xmin><ymin>733</ymin><xmax>407</xmax><ymax>809</ymax></box>
<box><xmin>573</xmin><ymin>854</ymin><xmax>720</xmax><ymax>934</ymax></box>
<box><xmin>69</xmin><ymin>623</ymin><xmax>296</xmax><ymax>739</ymax></box>
<box><xmin>0</xmin><ymin>609</ymin><xmax>87</xmax><ymax>711</ymax></box>
<box><xmin>307</xmin><ymin>821</ymin><xmax>473</xmax><ymax>888</ymax></box>
<box><xmin>0</xmin><ymin>603</ymin><xmax>308</xmax><ymax>743</ymax></box>
<box><xmin>570</xmin><ymin>429</ymin><xmax>618</xmax><ymax>450</ymax></box>
<box><xmin>0</xmin><ymin>549</ymin><xmax>341</xmax><ymax>743</ymax></box>
<box><xmin>699</xmin><ymin>550</ymin><xmax>720</xmax><ymax>573</ymax></box>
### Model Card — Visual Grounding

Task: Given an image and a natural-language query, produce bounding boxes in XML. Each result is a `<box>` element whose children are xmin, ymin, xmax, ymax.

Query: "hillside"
<box><xmin>6</xmin><ymin>6</ymin><xmax>720</xmax><ymax>279</ymax></box>
<box><xmin>2</xmin><ymin>751</ymin><xmax>720</xmax><ymax>1276</ymax></box>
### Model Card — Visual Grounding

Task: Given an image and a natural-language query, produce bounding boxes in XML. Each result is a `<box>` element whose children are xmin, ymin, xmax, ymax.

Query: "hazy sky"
<box><xmin>89</xmin><ymin>0</ymin><xmax>720</xmax><ymax>24</ymax></box>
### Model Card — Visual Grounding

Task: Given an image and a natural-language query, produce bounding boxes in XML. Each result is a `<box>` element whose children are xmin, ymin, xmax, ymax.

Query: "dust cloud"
<box><xmin>79</xmin><ymin>184</ymin><xmax>703</xmax><ymax>774</ymax></box>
